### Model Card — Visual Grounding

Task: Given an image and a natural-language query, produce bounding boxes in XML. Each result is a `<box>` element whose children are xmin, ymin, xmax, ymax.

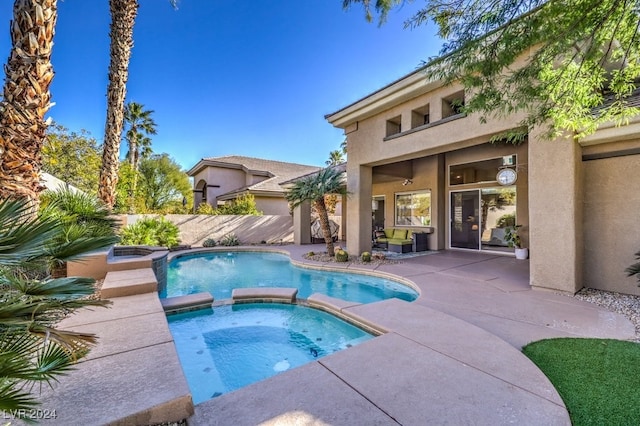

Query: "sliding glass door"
<box><xmin>450</xmin><ymin>187</ymin><xmax>517</xmax><ymax>251</ymax></box>
<box><xmin>450</xmin><ymin>191</ymin><xmax>480</xmax><ymax>249</ymax></box>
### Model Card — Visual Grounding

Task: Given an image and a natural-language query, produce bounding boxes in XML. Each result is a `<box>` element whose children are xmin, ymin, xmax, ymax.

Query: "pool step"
<box><xmin>101</xmin><ymin>268</ymin><xmax>158</xmax><ymax>299</ymax></box>
<box><xmin>232</xmin><ymin>287</ymin><xmax>298</xmax><ymax>303</ymax></box>
<box><xmin>162</xmin><ymin>292</ymin><xmax>215</xmax><ymax>313</ymax></box>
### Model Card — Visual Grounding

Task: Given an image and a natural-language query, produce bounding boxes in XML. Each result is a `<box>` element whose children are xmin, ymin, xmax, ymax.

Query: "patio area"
<box><xmin>192</xmin><ymin>245</ymin><xmax>636</xmax><ymax>425</ymax></box>
<box><xmin>21</xmin><ymin>245</ymin><xmax>637</xmax><ymax>425</ymax></box>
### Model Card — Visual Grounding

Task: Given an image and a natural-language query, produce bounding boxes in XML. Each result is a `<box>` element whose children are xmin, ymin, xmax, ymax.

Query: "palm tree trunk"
<box><xmin>128</xmin><ymin>134</ymin><xmax>138</xmax><ymax>213</ymax></box>
<box><xmin>314</xmin><ymin>198</ymin><xmax>336</xmax><ymax>257</ymax></box>
<box><xmin>129</xmin><ymin>133</ymin><xmax>137</xmax><ymax>168</ymax></box>
<box><xmin>98</xmin><ymin>0</ymin><xmax>138</xmax><ymax>210</ymax></box>
<box><xmin>0</xmin><ymin>0</ymin><xmax>57</xmax><ymax>206</ymax></box>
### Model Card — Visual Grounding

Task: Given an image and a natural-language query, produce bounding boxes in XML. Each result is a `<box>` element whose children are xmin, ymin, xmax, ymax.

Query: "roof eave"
<box><xmin>325</xmin><ymin>67</ymin><xmax>443</xmax><ymax>129</ymax></box>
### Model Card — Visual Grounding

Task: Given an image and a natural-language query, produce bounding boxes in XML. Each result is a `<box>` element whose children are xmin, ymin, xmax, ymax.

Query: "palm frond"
<box><xmin>34</xmin><ymin>335</ymin><xmax>89</xmax><ymax>377</ymax></box>
<box><xmin>626</xmin><ymin>250</ymin><xmax>640</xmax><ymax>286</ymax></box>
<box><xmin>9</xmin><ymin>276</ymin><xmax>98</xmax><ymax>298</ymax></box>
<box><xmin>0</xmin><ymin>200</ymin><xmax>60</xmax><ymax>266</ymax></box>
<box><xmin>285</xmin><ymin>167</ymin><xmax>347</xmax><ymax>209</ymax></box>
<box><xmin>0</xmin><ymin>381</ymin><xmax>39</xmax><ymax>413</ymax></box>
<box><xmin>43</xmin><ymin>235</ymin><xmax>120</xmax><ymax>265</ymax></box>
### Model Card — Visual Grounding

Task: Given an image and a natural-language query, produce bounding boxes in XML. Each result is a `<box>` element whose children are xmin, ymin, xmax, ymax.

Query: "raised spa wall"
<box><xmin>67</xmin><ymin>245</ymin><xmax>168</xmax><ymax>293</ymax></box>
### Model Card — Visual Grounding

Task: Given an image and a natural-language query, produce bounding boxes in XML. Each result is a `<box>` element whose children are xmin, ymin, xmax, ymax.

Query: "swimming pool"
<box><xmin>164</xmin><ymin>251</ymin><xmax>418</xmax><ymax>303</ymax></box>
<box><xmin>168</xmin><ymin>303</ymin><xmax>374</xmax><ymax>403</ymax></box>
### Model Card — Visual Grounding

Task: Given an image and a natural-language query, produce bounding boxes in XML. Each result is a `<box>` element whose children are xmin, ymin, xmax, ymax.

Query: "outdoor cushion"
<box><xmin>392</xmin><ymin>229</ymin><xmax>408</xmax><ymax>240</ymax></box>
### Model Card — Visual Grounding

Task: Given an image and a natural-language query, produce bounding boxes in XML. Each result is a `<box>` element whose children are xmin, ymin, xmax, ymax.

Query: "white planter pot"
<box><xmin>515</xmin><ymin>248</ymin><xmax>529</xmax><ymax>260</ymax></box>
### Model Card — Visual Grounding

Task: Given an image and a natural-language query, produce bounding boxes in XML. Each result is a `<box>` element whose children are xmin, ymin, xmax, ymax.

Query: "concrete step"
<box><xmin>161</xmin><ymin>292</ymin><xmax>214</xmax><ymax>313</ymax></box>
<box><xmin>101</xmin><ymin>268</ymin><xmax>158</xmax><ymax>299</ymax></box>
<box><xmin>232</xmin><ymin>287</ymin><xmax>298</xmax><ymax>303</ymax></box>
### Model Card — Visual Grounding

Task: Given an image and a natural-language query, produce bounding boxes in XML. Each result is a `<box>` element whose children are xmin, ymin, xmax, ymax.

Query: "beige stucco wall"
<box><xmin>582</xmin><ymin>140</ymin><xmax>640</xmax><ymax>296</ymax></box>
<box><xmin>528</xmin><ymin>131</ymin><xmax>584</xmax><ymax>293</ymax></box>
<box><xmin>344</xmin><ymin>85</ymin><xmax>528</xmax><ymax>168</ymax></box>
<box><xmin>254</xmin><ymin>196</ymin><xmax>290</xmax><ymax>216</ymax></box>
<box><xmin>345</xmin><ymin>164</ymin><xmax>373</xmax><ymax>254</ymax></box>
<box><xmin>126</xmin><ymin>214</ymin><xmax>294</xmax><ymax>246</ymax></box>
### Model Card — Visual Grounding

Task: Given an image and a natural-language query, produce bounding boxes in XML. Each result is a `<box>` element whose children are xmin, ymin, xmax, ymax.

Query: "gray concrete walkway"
<box><xmin>21</xmin><ymin>245</ymin><xmax>636</xmax><ymax>425</ymax></box>
<box><xmin>190</xmin><ymin>246</ymin><xmax>636</xmax><ymax>425</ymax></box>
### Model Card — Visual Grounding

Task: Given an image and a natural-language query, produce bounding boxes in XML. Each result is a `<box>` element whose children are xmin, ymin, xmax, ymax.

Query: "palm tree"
<box><xmin>98</xmin><ymin>0</ymin><xmax>178</xmax><ymax>210</ymax></box>
<box><xmin>285</xmin><ymin>167</ymin><xmax>347</xmax><ymax>256</ymax></box>
<box><xmin>98</xmin><ymin>0</ymin><xmax>139</xmax><ymax>210</ymax></box>
<box><xmin>0</xmin><ymin>198</ymin><xmax>111</xmax><ymax>415</ymax></box>
<box><xmin>0</xmin><ymin>0</ymin><xmax>57</xmax><ymax>205</ymax></box>
<box><xmin>123</xmin><ymin>102</ymin><xmax>156</xmax><ymax>212</ymax></box>
<box><xmin>124</xmin><ymin>101</ymin><xmax>157</xmax><ymax>170</ymax></box>
<box><xmin>326</xmin><ymin>150</ymin><xmax>345</xmax><ymax>166</ymax></box>
<box><xmin>340</xmin><ymin>138</ymin><xmax>347</xmax><ymax>155</ymax></box>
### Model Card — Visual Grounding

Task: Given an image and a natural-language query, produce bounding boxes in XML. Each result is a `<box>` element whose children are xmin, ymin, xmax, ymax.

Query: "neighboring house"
<box><xmin>188</xmin><ymin>156</ymin><xmax>321</xmax><ymax>215</ymax></box>
<box><xmin>41</xmin><ymin>172</ymin><xmax>82</xmax><ymax>193</ymax></box>
<box><xmin>321</xmin><ymin>66</ymin><xmax>640</xmax><ymax>297</ymax></box>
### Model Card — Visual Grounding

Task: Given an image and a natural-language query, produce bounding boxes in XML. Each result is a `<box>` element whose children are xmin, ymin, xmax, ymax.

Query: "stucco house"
<box><xmin>188</xmin><ymin>156</ymin><xmax>321</xmax><ymax>215</ymax></box>
<box><xmin>315</xmin><ymin>66</ymin><xmax>640</xmax><ymax>296</ymax></box>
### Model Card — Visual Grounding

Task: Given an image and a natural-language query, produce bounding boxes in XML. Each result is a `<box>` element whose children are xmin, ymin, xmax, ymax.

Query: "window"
<box><xmin>449</xmin><ymin>155</ymin><xmax>516</xmax><ymax>186</ymax></box>
<box><xmin>395</xmin><ymin>191</ymin><xmax>431</xmax><ymax>226</ymax></box>
<box><xmin>442</xmin><ymin>91</ymin><xmax>465</xmax><ymax>119</ymax></box>
<box><xmin>411</xmin><ymin>104</ymin><xmax>430</xmax><ymax>128</ymax></box>
<box><xmin>386</xmin><ymin>115</ymin><xmax>402</xmax><ymax>137</ymax></box>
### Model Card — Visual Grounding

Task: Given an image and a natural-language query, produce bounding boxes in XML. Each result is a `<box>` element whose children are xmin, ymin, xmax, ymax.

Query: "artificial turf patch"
<box><xmin>523</xmin><ymin>338</ymin><xmax>640</xmax><ymax>426</ymax></box>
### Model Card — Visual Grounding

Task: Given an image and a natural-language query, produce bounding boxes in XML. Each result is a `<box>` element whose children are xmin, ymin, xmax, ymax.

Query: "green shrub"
<box><xmin>335</xmin><ymin>249</ymin><xmax>349</xmax><ymax>262</ymax></box>
<box><xmin>40</xmin><ymin>188</ymin><xmax>119</xmax><ymax>239</ymax></box>
<box><xmin>119</xmin><ymin>217</ymin><xmax>180</xmax><ymax>247</ymax></box>
<box><xmin>195</xmin><ymin>195</ymin><xmax>263</xmax><ymax>216</ymax></box>
<box><xmin>38</xmin><ymin>188</ymin><xmax>120</xmax><ymax>274</ymax></box>
<box><xmin>361</xmin><ymin>251</ymin><xmax>372</xmax><ymax>262</ymax></box>
<box><xmin>203</xmin><ymin>238</ymin><xmax>217</xmax><ymax>248</ymax></box>
<box><xmin>195</xmin><ymin>202</ymin><xmax>216</xmax><ymax>215</ymax></box>
<box><xmin>219</xmin><ymin>233</ymin><xmax>240</xmax><ymax>246</ymax></box>
<box><xmin>216</xmin><ymin>194</ymin><xmax>262</xmax><ymax>215</ymax></box>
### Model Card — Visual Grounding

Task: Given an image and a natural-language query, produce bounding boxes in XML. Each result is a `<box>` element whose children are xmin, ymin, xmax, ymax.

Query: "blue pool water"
<box><xmin>164</xmin><ymin>251</ymin><xmax>418</xmax><ymax>303</ymax></box>
<box><xmin>168</xmin><ymin>303</ymin><xmax>374</xmax><ymax>403</ymax></box>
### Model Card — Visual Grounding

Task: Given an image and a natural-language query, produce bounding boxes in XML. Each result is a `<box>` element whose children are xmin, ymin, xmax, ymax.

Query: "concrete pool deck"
<box><xmin>23</xmin><ymin>245</ymin><xmax>636</xmax><ymax>425</ymax></box>
<box><xmin>190</xmin><ymin>247</ymin><xmax>636</xmax><ymax>425</ymax></box>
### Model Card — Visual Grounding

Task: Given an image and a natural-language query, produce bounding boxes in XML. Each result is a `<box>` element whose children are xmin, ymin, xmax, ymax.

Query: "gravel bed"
<box><xmin>303</xmin><ymin>251</ymin><xmax>402</xmax><ymax>265</ymax></box>
<box><xmin>573</xmin><ymin>288</ymin><xmax>640</xmax><ymax>342</ymax></box>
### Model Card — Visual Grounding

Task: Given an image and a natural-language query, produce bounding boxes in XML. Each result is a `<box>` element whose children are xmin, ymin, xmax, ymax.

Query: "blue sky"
<box><xmin>0</xmin><ymin>1</ymin><xmax>442</xmax><ymax>170</ymax></box>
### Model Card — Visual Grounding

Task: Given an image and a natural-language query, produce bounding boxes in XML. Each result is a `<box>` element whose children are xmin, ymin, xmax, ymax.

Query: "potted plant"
<box><xmin>504</xmin><ymin>225</ymin><xmax>529</xmax><ymax>260</ymax></box>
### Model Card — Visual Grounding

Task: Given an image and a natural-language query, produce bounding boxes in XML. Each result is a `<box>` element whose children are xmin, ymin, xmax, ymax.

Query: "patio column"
<box><xmin>346</xmin><ymin>163</ymin><xmax>372</xmax><ymax>255</ymax></box>
<box><xmin>528</xmin><ymin>127</ymin><xmax>583</xmax><ymax>293</ymax></box>
<box><xmin>340</xmin><ymin>194</ymin><xmax>347</xmax><ymax>241</ymax></box>
<box><xmin>293</xmin><ymin>200</ymin><xmax>311</xmax><ymax>245</ymax></box>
